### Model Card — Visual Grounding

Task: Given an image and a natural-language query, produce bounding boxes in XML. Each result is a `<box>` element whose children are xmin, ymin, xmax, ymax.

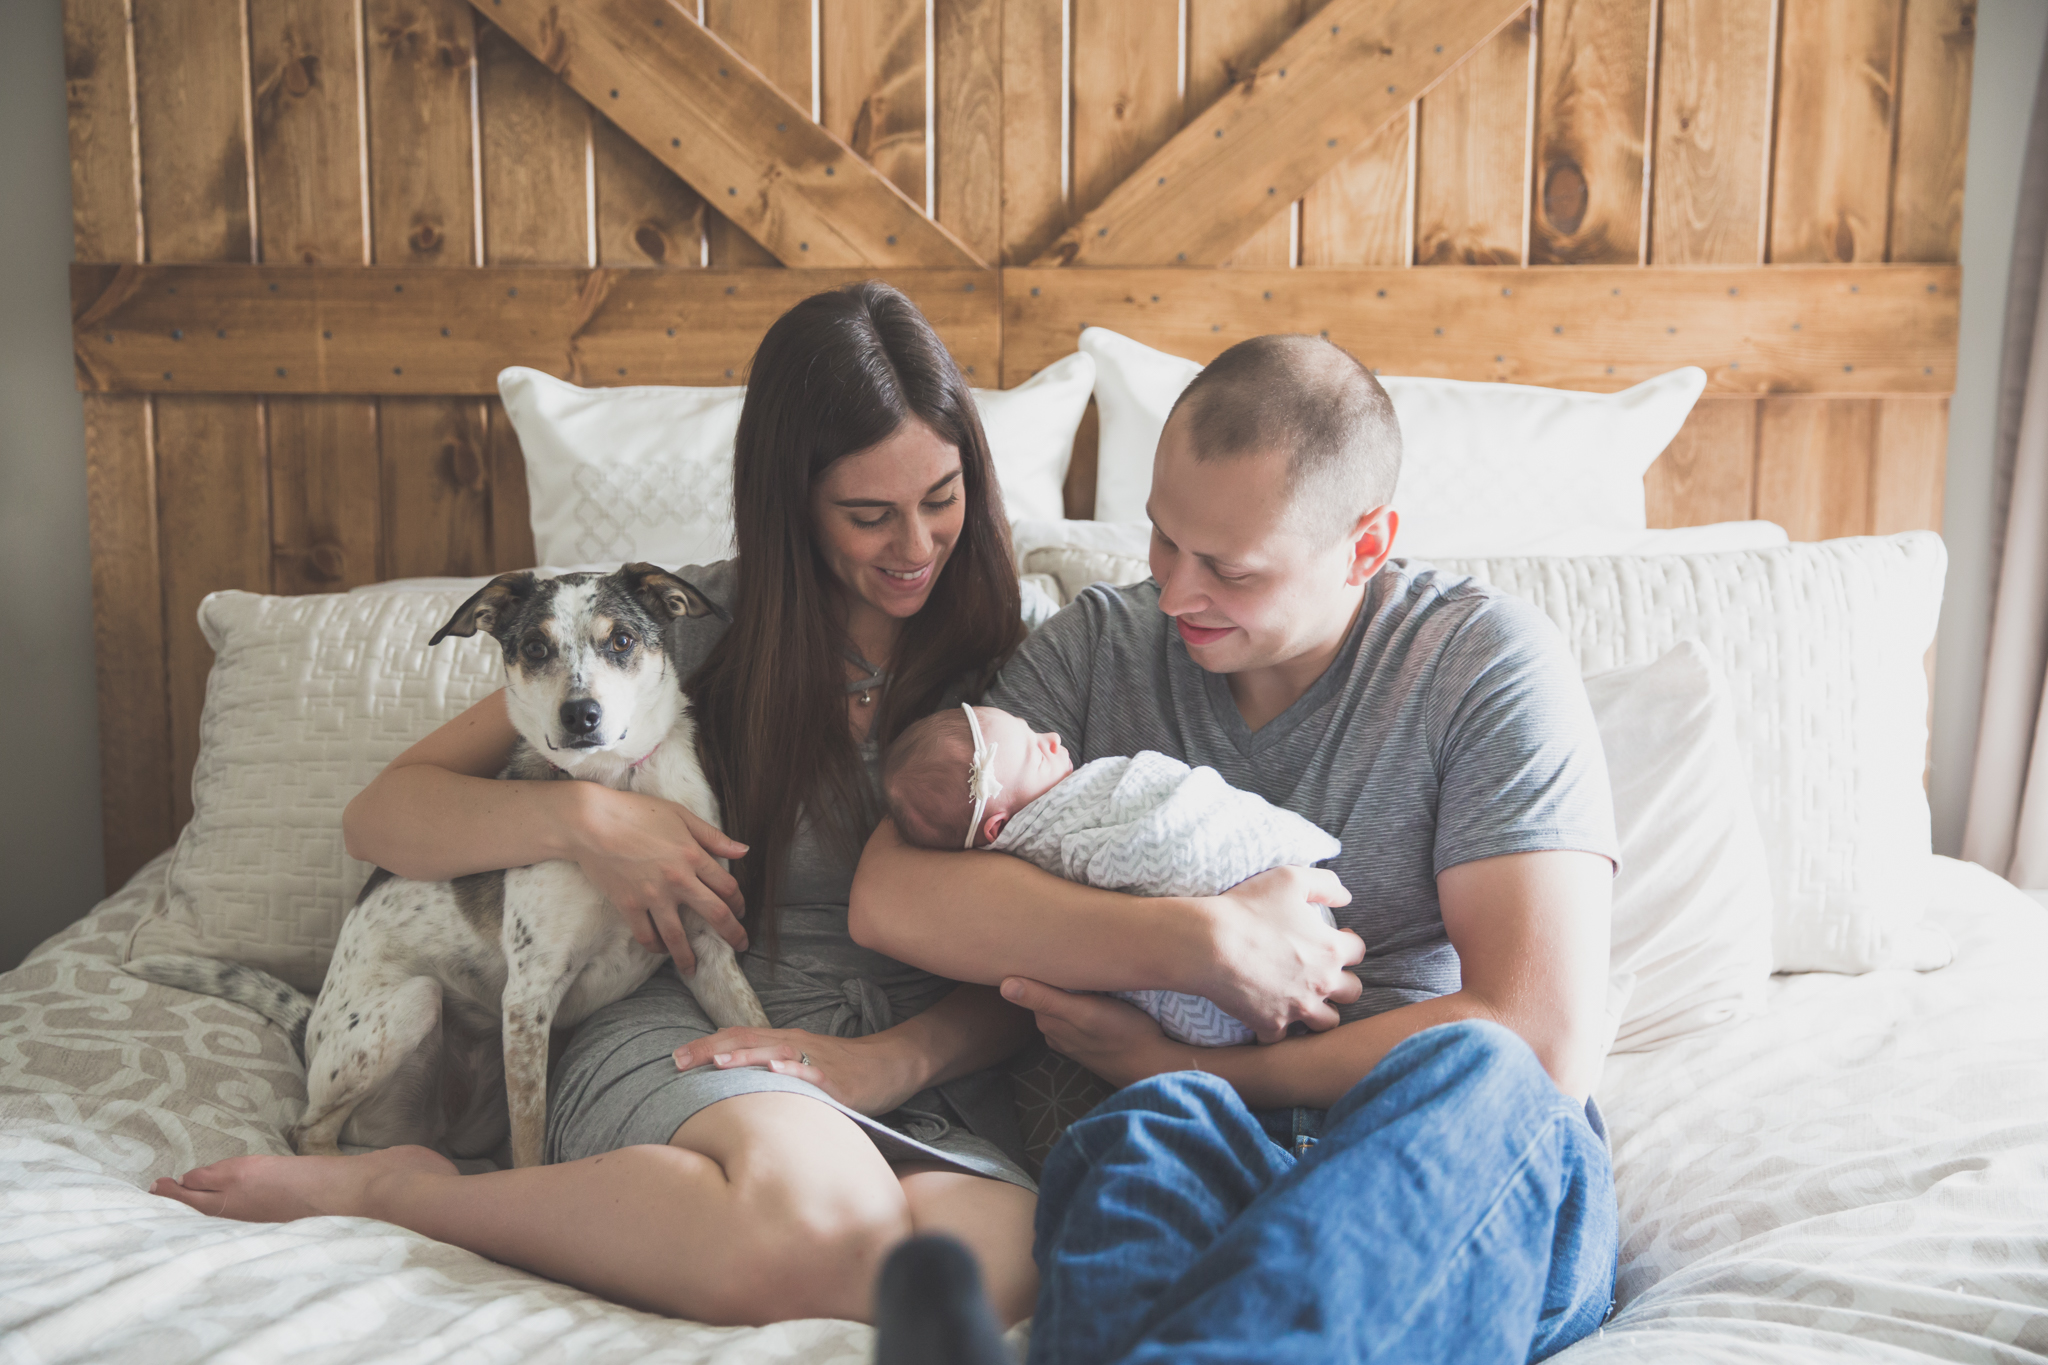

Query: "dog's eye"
<box><xmin>521</xmin><ymin>639</ymin><xmax>549</xmax><ymax>662</ymax></box>
<box><xmin>609</xmin><ymin>631</ymin><xmax>636</xmax><ymax>653</ymax></box>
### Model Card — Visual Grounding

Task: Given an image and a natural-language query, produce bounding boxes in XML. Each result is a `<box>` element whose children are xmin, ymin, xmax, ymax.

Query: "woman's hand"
<box><xmin>674</xmin><ymin>1028</ymin><xmax>920</xmax><ymax>1117</ymax></box>
<box><xmin>1195</xmin><ymin>866</ymin><xmax>1366</xmax><ymax>1042</ymax></box>
<box><xmin>998</xmin><ymin>978</ymin><xmax>1189</xmax><ymax>1089</ymax></box>
<box><xmin>569</xmin><ymin>784</ymin><xmax>751</xmax><ymax>974</ymax></box>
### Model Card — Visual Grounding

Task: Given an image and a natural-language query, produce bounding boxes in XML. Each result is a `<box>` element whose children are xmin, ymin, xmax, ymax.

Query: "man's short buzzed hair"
<box><xmin>1165</xmin><ymin>334</ymin><xmax>1401</xmax><ymax>541</ymax></box>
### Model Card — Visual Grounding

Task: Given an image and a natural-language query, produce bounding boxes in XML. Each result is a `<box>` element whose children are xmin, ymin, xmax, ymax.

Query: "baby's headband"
<box><xmin>962</xmin><ymin>703</ymin><xmax>1003</xmax><ymax>850</ymax></box>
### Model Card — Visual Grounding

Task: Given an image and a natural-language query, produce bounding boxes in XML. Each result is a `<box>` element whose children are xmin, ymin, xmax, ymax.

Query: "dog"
<box><xmin>129</xmin><ymin>563</ymin><xmax>769</xmax><ymax>1169</ymax></box>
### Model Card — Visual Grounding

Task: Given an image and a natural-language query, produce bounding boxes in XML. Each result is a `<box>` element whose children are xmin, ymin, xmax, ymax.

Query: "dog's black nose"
<box><xmin>560</xmin><ymin>698</ymin><xmax>602</xmax><ymax>736</ymax></box>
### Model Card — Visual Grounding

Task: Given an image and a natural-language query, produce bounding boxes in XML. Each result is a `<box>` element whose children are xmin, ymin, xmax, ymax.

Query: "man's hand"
<box><xmin>1000</xmin><ymin>978</ymin><xmax>1190</xmax><ymax>1088</ymax></box>
<box><xmin>1194</xmin><ymin>866</ymin><xmax>1365</xmax><ymax>1042</ymax></box>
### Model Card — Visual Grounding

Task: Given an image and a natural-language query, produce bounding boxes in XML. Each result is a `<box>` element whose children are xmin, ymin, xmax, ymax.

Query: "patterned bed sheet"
<box><xmin>2</xmin><ymin>855</ymin><xmax>2044</xmax><ymax>1363</ymax></box>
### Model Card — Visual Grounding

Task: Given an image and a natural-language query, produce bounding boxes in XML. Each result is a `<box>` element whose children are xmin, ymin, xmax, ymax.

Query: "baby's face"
<box><xmin>975</xmin><ymin>707</ymin><xmax>1073</xmax><ymax>810</ymax></box>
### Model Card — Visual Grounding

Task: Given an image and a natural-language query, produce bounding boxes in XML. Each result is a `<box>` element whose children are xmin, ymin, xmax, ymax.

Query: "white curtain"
<box><xmin>1964</xmin><ymin>40</ymin><xmax>2048</xmax><ymax>889</ymax></box>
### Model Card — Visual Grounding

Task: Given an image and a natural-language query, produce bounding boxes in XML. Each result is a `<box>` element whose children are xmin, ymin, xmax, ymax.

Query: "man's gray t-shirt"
<box><xmin>984</xmin><ymin>561</ymin><xmax>1618</xmax><ymax>1022</ymax></box>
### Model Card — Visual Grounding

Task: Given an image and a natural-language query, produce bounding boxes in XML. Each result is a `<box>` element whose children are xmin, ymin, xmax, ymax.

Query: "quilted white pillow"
<box><xmin>1436</xmin><ymin>533</ymin><xmax>1951</xmax><ymax>975</ymax></box>
<box><xmin>1589</xmin><ymin>641</ymin><xmax>1774</xmax><ymax>1051</ymax></box>
<box><xmin>1077</xmin><ymin>326</ymin><xmax>1705</xmax><ymax>552</ymax></box>
<box><xmin>504</xmin><ymin>353</ymin><xmax>1095</xmax><ymax>567</ymax></box>
<box><xmin>126</xmin><ymin>589</ymin><xmax>496</xmax><ymax>993</ymax></box>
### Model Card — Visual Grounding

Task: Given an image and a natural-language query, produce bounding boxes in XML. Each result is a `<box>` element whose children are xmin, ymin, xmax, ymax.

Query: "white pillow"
<box><xmin>503</xmin><ymin>353</ymin><xmax>1096</xmax><ymax>567</ymax></box>
<box><xmin>1588</xmin><ymin>641</ymin><xmax>1774</xmax><ymax>1051</ymax></box>
<box><xmin>1077</xmin><ymin>327</ymin><xmax>1705</xmax><ymax>554</ymax></box>
<box><xmin>127</xmin><ymin>589</ymin><xmax>500</xmax><ymax>992</ymax></box>
<box><xmin>1435</xmin><ymin>533</ymin><xmax>1952</xmax><ymax>976</ymax></box>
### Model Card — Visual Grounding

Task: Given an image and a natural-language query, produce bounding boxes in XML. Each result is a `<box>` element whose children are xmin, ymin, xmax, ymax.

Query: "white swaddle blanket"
<box><xmin>988</xmin><ymin>750</ymin><xmax>1342</xmax><ymax>1046</ymax></box>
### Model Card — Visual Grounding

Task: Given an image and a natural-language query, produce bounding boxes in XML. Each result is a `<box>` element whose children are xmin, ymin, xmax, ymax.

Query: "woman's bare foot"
<box><xmin>150</xmin><ymin>1144</ymin><xmax>457</xmax><ymax>1223</ymax></box>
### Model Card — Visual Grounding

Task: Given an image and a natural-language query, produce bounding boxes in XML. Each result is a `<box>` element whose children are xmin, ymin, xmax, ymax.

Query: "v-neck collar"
<box><xmin>1177</xmin><ymin>594</ymin><xmax>1373</xmax><ymax>759</ymax></box>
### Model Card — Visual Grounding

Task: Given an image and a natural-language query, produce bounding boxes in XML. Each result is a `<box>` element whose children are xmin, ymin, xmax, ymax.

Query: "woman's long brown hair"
<box><xmin>687</xmin><ymin>281</ymin><xmax>1025</xmax><ymax>952</ymax></box>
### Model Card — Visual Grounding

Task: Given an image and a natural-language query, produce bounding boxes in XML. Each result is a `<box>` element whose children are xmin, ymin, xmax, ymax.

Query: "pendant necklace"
<box><xmin>844</xmin><ymin>647</ymin><xmax>886</xmax><ymax>708</ymax></box>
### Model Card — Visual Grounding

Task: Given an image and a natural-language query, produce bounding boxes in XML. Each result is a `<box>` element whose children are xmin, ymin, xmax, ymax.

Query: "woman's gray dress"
<box><xmin>544</xmin><ymin>560</ymin><xmax>1033</xmax><ymax>1190</ymax></box>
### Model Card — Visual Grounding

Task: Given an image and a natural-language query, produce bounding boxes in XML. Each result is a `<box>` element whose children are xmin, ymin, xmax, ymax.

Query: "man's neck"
<box><xmin>1224</xmin><ymin>586</ymin><xmax>1367</xmax><ymax>733</ymax></box>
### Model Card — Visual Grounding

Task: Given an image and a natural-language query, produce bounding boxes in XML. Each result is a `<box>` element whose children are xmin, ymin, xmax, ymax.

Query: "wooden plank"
<box><xmin>1754</xmin><ymin>396</ymin><xmax>1875</xmax><ymax>540</ymax></box>
<box><xmin>486</xmin><ymin>398</ymin><xmax>538</xmax><ymax>571</ymax></box>
<box><xmin>1301</xmin><ymin>110</ymin><xmax>1412</xmax><ymax>266</ymax></box>
<box><xmin>1047</xmin><ymin>0</ymin><xmax>1526</xmax><ymax>266</ymax></box>
<box><xmin>998</xmin><ymin>264</ymin><xmax>1959</xmax><ymax>393</ymax></box>
<box><xmin>1643</xmin><ymin>397</ymin><xmax>1757</xmax><ymax>527</ymax></box>
<box><xmin>936</xmin><ymin>0</ymin><xmax>1004</xmax><ymax>264</ymax></box>
<box><xmin>363</xmin><ymin>0</ymin><xmax>477</xmax><ymax>266</ymax></box>
<box><xmin>1648</xmin><ymin>0</ymin><xmax>1774</xmax><ymax>264</ymax></box>
<box><xmin>380</xmin><ymin>398</ymin><xmax>493</xmax><ymax>578</ymax></box>
<box><xmin>1190</xmin><ymin>0</ymin><xmax>1313</xmax><ymax>267</ymax></box>
<box><xmin>249</xmin><ymin>0</ymin><xmax>366</xmax><ymax>266</ymax></box>
<box><xmin>1768</xmin><ymin>0</ymin><xmax>1901</xmax><ymax>264</ymax></box>
<box><xmin>1000</xmin><ymin>0</ymin><xmax>1066</xmax><ymax>266</ymax></box>
<box><xmin>73</xmin><ymin>264</ymin><xmax>1006</xmax><ymax>395</ymax></box>
<box><xmin>156</xmin><ymin>398</ymin><xmax>273</xmax><ymax>831</ymax></box>
<box><xmin>132</xmin><ymin>1</ymin><xmax>252</xmax><ymax>263</ymax></box>
<box><xmin>1414</xmin><ymin>11</ymin><xmax>1532</xmax><ymax>266</ymax></box>
<box><xmin>1528</xmin><ymin>0</ymin><xmax>1651</xmax><ymax>265</ymax></box>
<box><xmin>468</xmin><ymin>0</ymin><xmax>985</xmax><ymax>269</ymax></box>
<box><xmin>64</xmin><ymin>0</ymin><xmax>142</xmax><ymax>262</ymax></box>
<box><xmin>83</xmin><ymin>395</ymin><xmax>175</xmax><ymax>890</ymax></box>
<box><xmin>1070</xmin><ymin>0</ymin><xmax>1182</xmax><ymax>228</ymax></box>
<box><xmin>1889</xmin><ymin>0</ymin><xmax>1974</xmax><ymax>263</ymax></box>
<box><xmin>702</xmin><ymin>0</ymin><xmax>810</xmax><ymax>268</ymax></box>
<box><xmin>594</xmin><ymin>115</ymin><xmax>708</xmax><ymax>267</ymax></box>
<box><xmin>269</xmin><ymin>398</ymin><xmax>382</xmax><ymax>593</ymax></box>
<box><xmin>822</xmin><ymin>0</ymin><xmax>928</xmax><ymax>208</ymax></box>
<box><xmin>477</xmin><ymin>16</ymin><xmax>589</xmax><ymax>265</ymax></box>
<box><xmin>1870</xmin><ymin>395</ymin><xmax>1948</xmax><ymax>533</ymax></box>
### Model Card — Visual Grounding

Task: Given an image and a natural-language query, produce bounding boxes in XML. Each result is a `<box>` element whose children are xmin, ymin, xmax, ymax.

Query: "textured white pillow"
<box><xmin>126</xmin><ymin>589</ymin><xmax>498</xmax><ymax>992</ymax></box>
<box><xmin>1588</xmin><ymin>641</ymin><xmax>1774</xmax><ymax>1051</ymax></box>
<box><xmin>1436</xmin><ymin>534</ymin><xmax>1951</xmax><ymax>975</ymax></box>
<box><xmin>1077</xmin><ymin>327</ymin><xmax>1705</xmax><ymax>552</ymax></box>
<box><xmin>504</xmin><ymin>353</ymin><xmax>1095</xmax><ymax>567</ymax></box>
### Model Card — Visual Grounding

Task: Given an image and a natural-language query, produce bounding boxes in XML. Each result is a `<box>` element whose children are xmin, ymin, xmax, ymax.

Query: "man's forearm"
<box><xmin>849</xmin><ymin>820</ymin><xmax>1216</xmax><ymax>993</ymax></box>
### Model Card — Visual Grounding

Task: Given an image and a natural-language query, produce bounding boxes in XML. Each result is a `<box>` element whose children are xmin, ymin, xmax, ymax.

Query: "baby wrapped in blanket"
<box><xmin>883</xmin><ymin>704</ymin><xmax>1340</xmax><ymax>1046</ymax></box>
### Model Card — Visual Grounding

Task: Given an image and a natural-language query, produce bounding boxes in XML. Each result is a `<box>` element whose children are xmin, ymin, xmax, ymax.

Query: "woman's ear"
<box><xmin>982</xmin><ymin>811</ymin><xmax>1010</xmax><ymax>846</ymax></box>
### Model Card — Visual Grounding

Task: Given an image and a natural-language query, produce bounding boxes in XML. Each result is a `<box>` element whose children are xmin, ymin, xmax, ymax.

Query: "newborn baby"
<box><xmin>883</xmin><ymin>704</ymin><xmax>1341</xmax><ymax>1047</ymax></box>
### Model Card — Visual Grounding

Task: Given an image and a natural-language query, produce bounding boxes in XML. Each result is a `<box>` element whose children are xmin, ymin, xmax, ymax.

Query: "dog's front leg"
<box><xmin>499</xmin><ymin>943</ymin><xmax>579</xmax><ymax>1169</ymax></box>
<box><xmin>683</xmin><ymin>916</ymin><xmax>771</xmax><ymax>1030</ymax></box>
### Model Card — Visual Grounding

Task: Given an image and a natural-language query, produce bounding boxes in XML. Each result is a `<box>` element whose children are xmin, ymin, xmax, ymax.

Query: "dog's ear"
<box><xmin>620</xmin><ymin>563</ymin><xmax>731</xmax><ymax>623</ymax></box>
<box><xmin>430</xmin><ymin>572</ymin><xmax>538</xmax><ymax>644</ymax></box>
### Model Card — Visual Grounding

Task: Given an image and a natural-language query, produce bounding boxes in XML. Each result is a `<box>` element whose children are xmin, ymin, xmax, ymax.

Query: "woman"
<box><xmin>150</xmin><ymin>281</ymin><xmax>1044</xmax><ymax>1328</ymax></box>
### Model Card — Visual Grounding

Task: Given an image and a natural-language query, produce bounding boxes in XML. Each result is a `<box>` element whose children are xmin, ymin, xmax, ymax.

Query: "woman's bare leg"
<box><xmin>153</xmin><ymin>1093</ymin><xmax>913</xmax><ymax>1326</ymax></box>
<box><xmin>894</xmin><ymin>1162</ymin><xmax>1040</xmax><ymax>1325</ymax></box>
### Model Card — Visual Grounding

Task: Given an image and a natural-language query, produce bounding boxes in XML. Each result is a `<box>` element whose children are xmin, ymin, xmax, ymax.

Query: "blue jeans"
<box><xmin>1027</xmin><ymin>1020</ymin><xmax>1618</xmax><ymax>1365</ymax></box>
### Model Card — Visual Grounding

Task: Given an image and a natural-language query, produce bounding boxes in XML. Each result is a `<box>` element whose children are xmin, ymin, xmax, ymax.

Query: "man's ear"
<box><xmin>429</xmin><ymin>572</ymin><xmax>537</xmax><ymax>644</ymax></box>
<box><xmin>1346</xmin><ymin>506</ymin><xmax>1399</xmax><ymax>586</ymax></box>
<box><xmin>621</xmin><ymin>563</ymin><xmax>731</xmax><ymax>623</ymax></box>
<box><xmin>981</xmin><ymin>810</ymin><xmax>1010</xmax><ymax>847</ymax></box>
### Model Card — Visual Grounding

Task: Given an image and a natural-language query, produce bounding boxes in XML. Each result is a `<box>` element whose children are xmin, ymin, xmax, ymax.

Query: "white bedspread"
<box><xmin>2</xmin><ymin>856</ymin><xmax>2044</xmax><ymax>1363</ymax></box>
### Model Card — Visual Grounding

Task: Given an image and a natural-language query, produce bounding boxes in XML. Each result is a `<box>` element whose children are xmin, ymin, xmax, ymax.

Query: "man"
<box><xmin>851</xmin><ymin>334</ymin><xmax>1619</xmax><ymax>1364</ymax></box>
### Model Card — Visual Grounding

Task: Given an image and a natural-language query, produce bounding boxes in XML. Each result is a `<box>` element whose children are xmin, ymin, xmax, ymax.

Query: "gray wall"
<box><xmin>0</xmin><ymin>3</ymin><xmax>2041</xmax><ymax>968</ymax></box>
<box><xmin>2</xmin><ymin>0</ymin><xmax>103</xmax><ymax>970</ymax></box>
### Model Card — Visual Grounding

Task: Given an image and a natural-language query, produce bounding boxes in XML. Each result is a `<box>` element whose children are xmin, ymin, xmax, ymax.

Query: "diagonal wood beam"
<box><xmin>1037</xmin><ymin>0</ymin><xmax>1529</xmax><ymax>267</ymax></box>
<box><xmin>471</xmin><ymin>0</ymin><xmax>985</xmax><ymax>270</ymax></box>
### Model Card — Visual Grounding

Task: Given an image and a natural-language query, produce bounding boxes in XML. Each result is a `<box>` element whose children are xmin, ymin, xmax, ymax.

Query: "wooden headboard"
<box><xmin>65</xmin><ymin>0</ymin><xmax>1970</xmax><ymax>890</ymax></box>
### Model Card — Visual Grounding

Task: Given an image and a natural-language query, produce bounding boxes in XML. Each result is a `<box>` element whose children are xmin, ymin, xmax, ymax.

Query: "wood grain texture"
<box><xmin>156</xmin><ymin>397</ymin><xmax>272</xmax><ymax>831</ymax></box>
<box><xmin>250</xmin><ymin>0</ymin><xmax>366</xmax><ymax>266</ymax></box>
<box><xmin>477</xmin><ymin>16</ymin><xmax>589</xmax><ymax>265</ymax></box>
<box><xmin>1644</xmin><ymin>396</ymin><xmax>1757</xmax><ymax>527</ymax></box>
<box><xmin>73</xmin><ymin>264</ymin><xmax>1004</xmax><ymax>394</ymax></box>
<box><xmin>1889</xmin><ymin>0</ymin><xmax>1974</xmax><ymax>263</ymax></box>
<box><xmin>64</xmin><ymin>0</ymin><xmax>142</xmax><ymax>262</ymax></box>
<box><xmin>1189</xmin><ymin>0</ymin><xmax>1314</xmax><ymax>267</ymax></box>
<box><xmin>132</xmin><ymin>0</ymin><xmax>252</xmax><ymax>262</ymax></box>
<box><xmin>83</xmin><ymin>395</ymin><xmax>174</xmax><ymax>889</ymax></box>
<box><xmin>822</xmin><ymin>0</ymin><xmax>928</xmax><ymax>208</ymax></box>
<box><xmin>467</xmin><ymin>0</ymin><xmax>983</xmax><ymax>268</ymax></box>
<box><xmin>485</xmin><ymin>398</ymin><xmax>538</xmax><ymax>570</ymax></box>
<box><xmin>1000</xmin><ymin>0</ymin><xmax>1066</xmax><ymax>265</ymax></box>
<box><xmin>937</xmin><ymin>0</ymin><xmax>1004</xmax><ymax>263</ymax></box>
<box><xmin>1754</xmin><ymin>396</ymin><xmax>1875</xmax><ymax>539</ymax></box>
<box><xmin>1768</xmin><ymin>0</ymin><xmax>1901</xmax><ymax>264</ymax></box>
<box><xmin>270</xmin><ymin>397</ymin><xmax>382</xmax><ymax>593</ymax></box>
<box><xmin>593</xmin><ymin>115</ymin><xmax>707</xmax><ymax>268</ymax></box>
<box><xmin>364</xmin><ymin>0</ymin><xmax>476</xmax><ymax>266</ymax></box>
<box><xmin>999</xmin><ymin>263</ymin><xmax>1958</xmax><ymax>392</ymax></box>
<box><xmin>1070</xmin><ymin>0</ymin><xmax>1182</xmax><ymax>227</ymax></box>
<box><xmin>1301</xmin><ymin>110</ymin><xmax>1411</xmax><ymax>265</ymax></box>
<box><xmin>1870</xmin><ymin>395</ymin><xmax>1948</xmax><ymax>532</ymax></box>
<box><xmin>1414</xmin><ymin>10</ymin><xmax>1533</xmax><ymax>266</ymax></box>
<box><xmin>1649</xmin><ymin>0</ymin><xmax>1773</xmax><ymax>264</ymax></box>
<box><xmin>1529</xmin><ymin>0</ymin><xmax>1650</xmax><ymax>265</ymax></box>
<box><xmin>702</xmin><ymin>0</ymin><xmax>810</xmax><ymax>268</ymax></box>
<box><xmin>1052</xmin><ymin>0</ymin><xmax>1526</xmax><ymax>266</ymax></box>
<box><xmin>380</xmin><ymin>398</ymin><xmax>493</xmax><ymax>578</ymax></box>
